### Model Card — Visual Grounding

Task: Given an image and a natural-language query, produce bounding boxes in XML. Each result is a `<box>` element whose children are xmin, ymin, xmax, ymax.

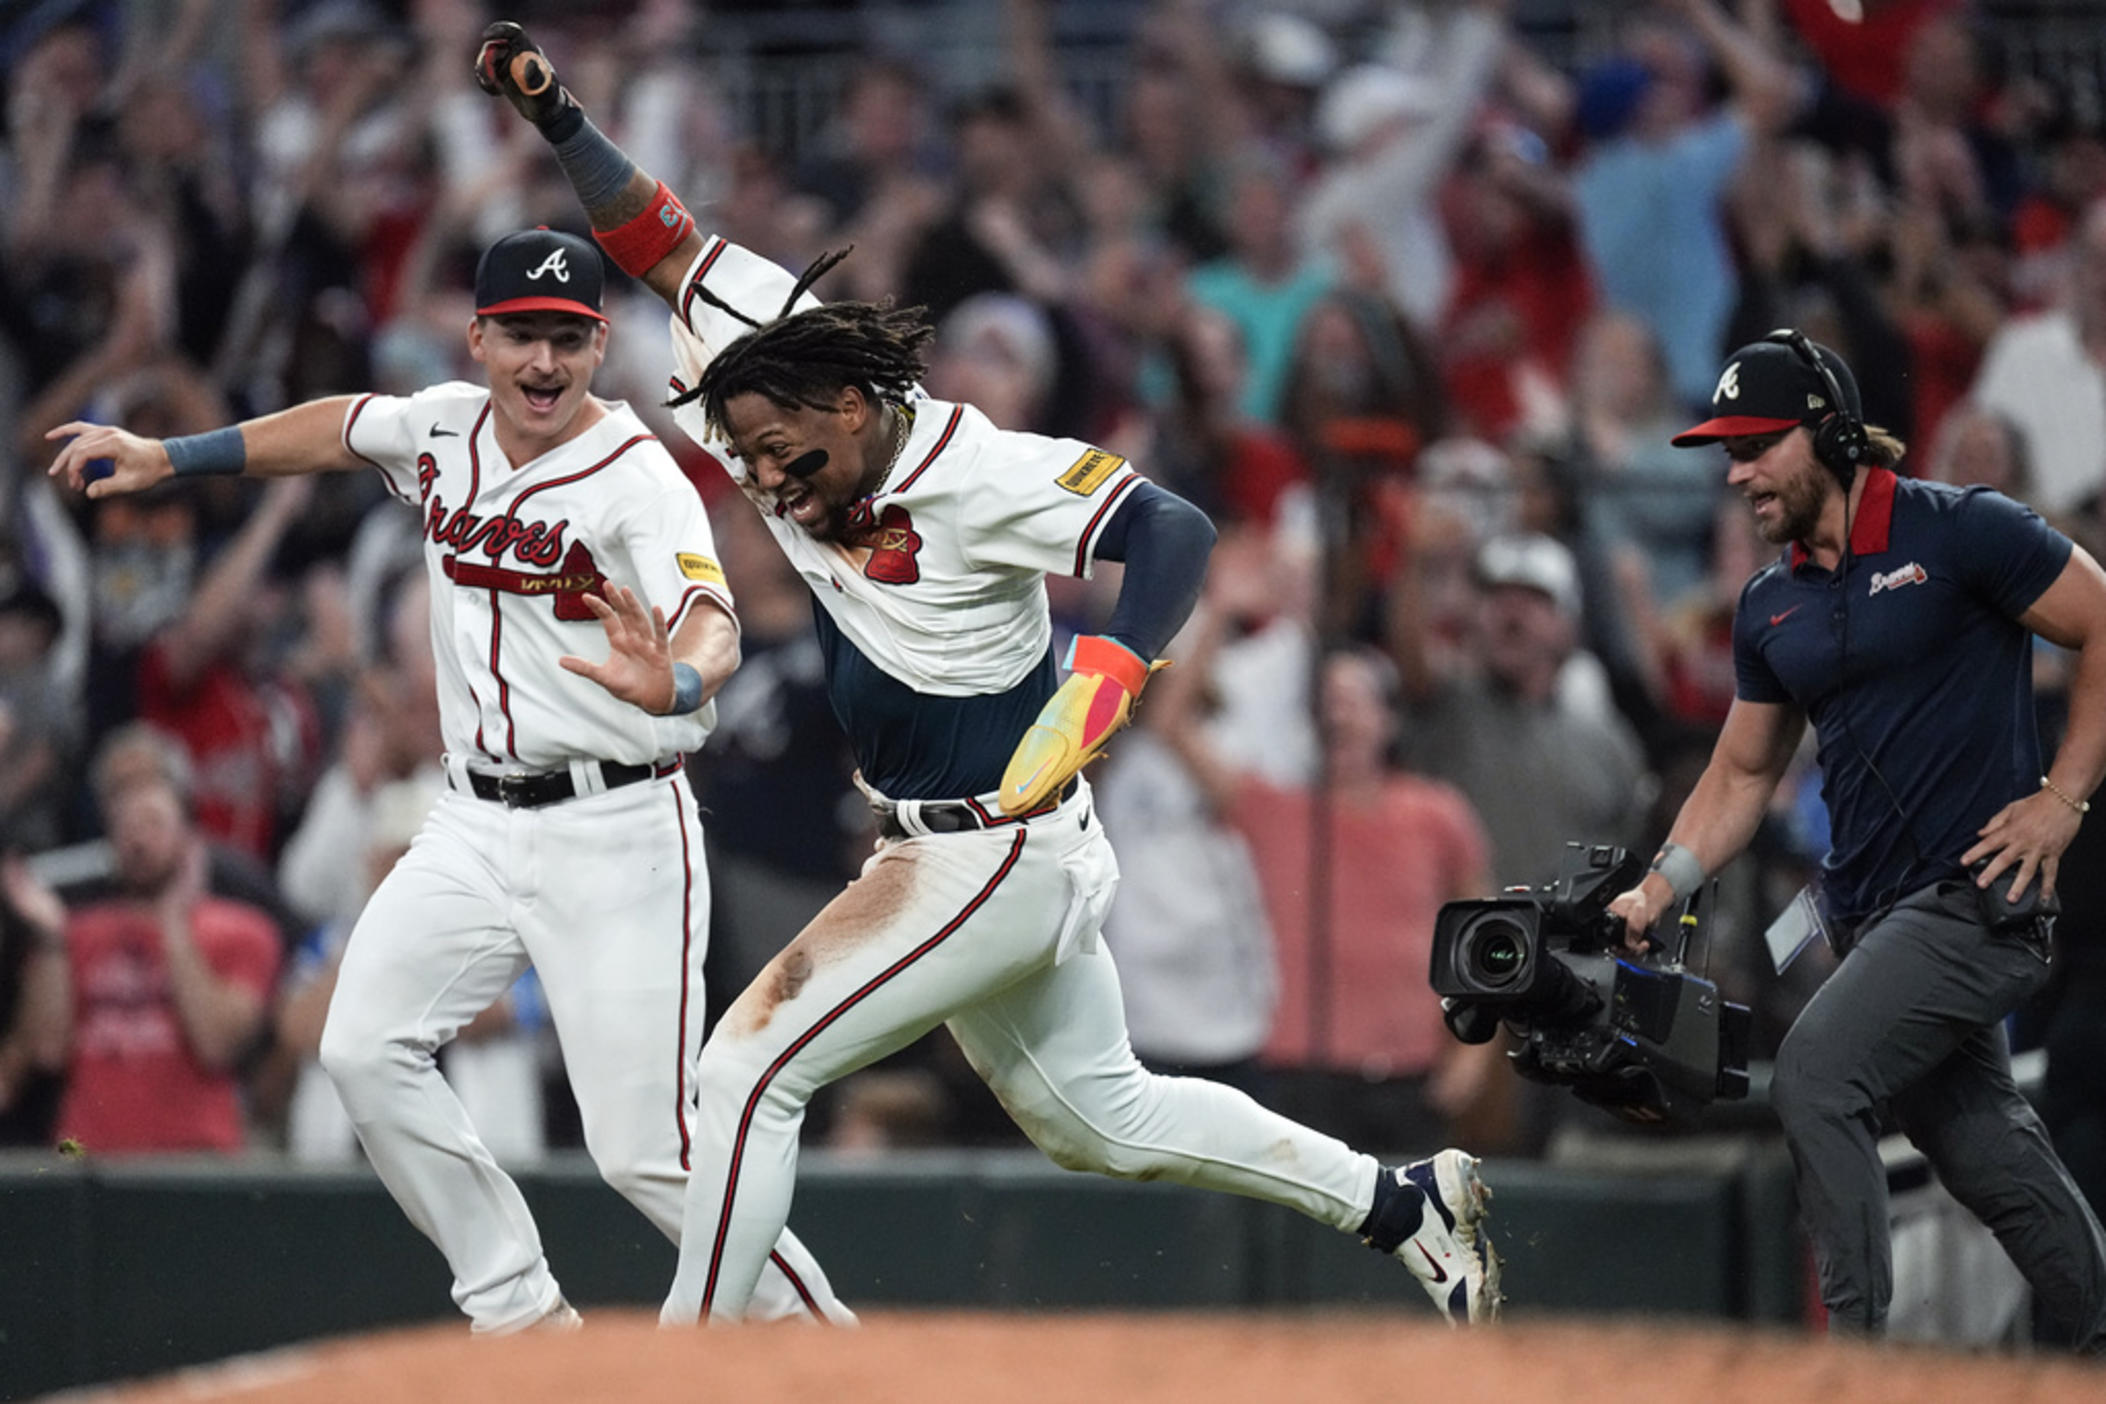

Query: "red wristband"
<box><xmin>1067</xmin><ymin>634</ymin><xmax>1151</xmax><ymax>697</ymax></box>
<box><xmin>592</xmin><ymin>181</ymin><xmax>695</xmax><ymax>278</ymax></box>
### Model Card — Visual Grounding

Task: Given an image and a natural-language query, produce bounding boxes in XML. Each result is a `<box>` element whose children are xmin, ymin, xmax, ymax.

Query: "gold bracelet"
<box><xmin>2041</xmin><ymin>775</ymin><xmax>2091</xmax><ymax>815</ymax></box>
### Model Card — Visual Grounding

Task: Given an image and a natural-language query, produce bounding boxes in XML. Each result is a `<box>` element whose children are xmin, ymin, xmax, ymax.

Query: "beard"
<box><xmin>1757</xmin><ymin>463</ymin><xmax>1830</xmax><ymax>545</ymax></box>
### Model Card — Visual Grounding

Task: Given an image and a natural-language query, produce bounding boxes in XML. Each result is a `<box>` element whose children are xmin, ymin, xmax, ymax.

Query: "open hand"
<box><xmin>1962</xmin><ymin>789</ymin><xmax>2083</xmax><ymax>904</ymax></box>
<box><xmin>559</xmin><ymin>585</ymin><xmax>678</xmax><ymax>714</ymax></box>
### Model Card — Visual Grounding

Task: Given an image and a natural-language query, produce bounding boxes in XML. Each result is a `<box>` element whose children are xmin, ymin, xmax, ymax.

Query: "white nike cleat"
<box><xmin>1390</xmin><ymin>1149</ymin><xmax>1501</xmax><ymax>1325</ymax></box>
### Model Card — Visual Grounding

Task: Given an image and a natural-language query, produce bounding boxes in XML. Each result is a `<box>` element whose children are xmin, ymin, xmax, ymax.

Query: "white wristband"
<box><xmin>1650</xmin><ymin>842</ymin><xmax>1705</xmax><ymax>904</ymax></box>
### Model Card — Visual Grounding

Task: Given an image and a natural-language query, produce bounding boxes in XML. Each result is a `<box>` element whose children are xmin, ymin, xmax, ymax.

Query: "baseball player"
<box><xmin>477</xmin><ymin>24</ymin><xmax>1499</xmax><ymax>1325</ymax></box>
<box><xmin>46</xmin><ymin>228</ymin><xmax>851</xmax><ymax>1333</ymax></box>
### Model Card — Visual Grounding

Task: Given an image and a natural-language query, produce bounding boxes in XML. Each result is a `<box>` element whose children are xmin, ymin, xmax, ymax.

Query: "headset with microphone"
<box><xmin>1764</xmin><ymin>329</ymin><xmax>1868</xmax><ymax>489</ymax></box>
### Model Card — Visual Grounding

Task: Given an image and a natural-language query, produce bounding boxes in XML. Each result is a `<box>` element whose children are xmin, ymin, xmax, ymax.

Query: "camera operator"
<box><xmin>1607</xmin><ymin>332</ymin><xmax>2106</xmax><ymax>1348</ymax></box>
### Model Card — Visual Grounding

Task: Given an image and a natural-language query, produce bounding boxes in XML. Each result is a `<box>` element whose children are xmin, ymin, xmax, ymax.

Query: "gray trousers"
<box><xmin>1772</xmin><ymin>882</ymin><xmax>2106</xmax><ymax>1345</ymax></box>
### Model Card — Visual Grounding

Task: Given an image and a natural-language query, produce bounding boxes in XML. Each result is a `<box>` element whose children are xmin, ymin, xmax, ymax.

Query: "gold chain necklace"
<box><xmin>867</xmin><ymin>403</ymin><xmax>915</xmax><ymax>499</ymax></box>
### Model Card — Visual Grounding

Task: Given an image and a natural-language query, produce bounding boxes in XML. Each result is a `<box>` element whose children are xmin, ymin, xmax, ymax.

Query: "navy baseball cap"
<box><xmin>474</xmin><ymin>227</ymin><xmax>606</xmax><ymax>323</ymax></box>
<box><xmin>1672</xmin><ymin>336</ymin><xmax>1863</xmax><ymax>447</ymax></box>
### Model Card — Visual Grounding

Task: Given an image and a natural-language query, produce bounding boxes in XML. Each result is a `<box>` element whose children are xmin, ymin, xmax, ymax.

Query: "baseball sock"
<box><xmin>1356</xmin><ymin>1171</ymin><xmax>1428</xmax><ymax>1252</ymax></box>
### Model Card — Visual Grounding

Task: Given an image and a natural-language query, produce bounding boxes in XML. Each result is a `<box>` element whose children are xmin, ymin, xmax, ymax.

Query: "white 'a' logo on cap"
<box><xmin>1714</xmin><ymin>362</ymin><xmax>1741</xmax><ymax>403</ymax></box>
<box><xmin>526</xmin><ymin>250</ymin><xmax>570</xmax><ymax>283</ymax></box>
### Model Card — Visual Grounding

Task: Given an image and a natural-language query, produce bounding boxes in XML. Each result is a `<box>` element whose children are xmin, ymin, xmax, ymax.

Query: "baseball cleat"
<box><xmin>1390</xmin><ymin>1149</ymin><xmax>1501</xmax><ymax>1325</ymax></box>
<box><xmin>530</xmin><ymin>1298</ymin><xmax>584</xmax><ymax>1332</ymax></box>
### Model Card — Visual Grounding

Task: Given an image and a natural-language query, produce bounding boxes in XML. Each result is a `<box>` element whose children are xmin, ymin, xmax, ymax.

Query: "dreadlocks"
<box><xmin>668</xmin><ymin>247</ymin><xmax>935</xmax><ymax>437</ymax></box>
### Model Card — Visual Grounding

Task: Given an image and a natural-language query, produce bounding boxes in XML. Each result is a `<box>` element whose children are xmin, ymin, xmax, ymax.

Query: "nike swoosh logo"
<box><xmin>1010</xmin><ymin>758</ymin><xmax>1051</xmax><ymax>797</ymax></box>
<box><xmin>430</xmin><ymin>426</ymin><xmax>458</xmax><ymax>438</ymax></box>
<box><xmin>1770</xmin><ymin>606</ymin><xmax>1801</xmax><ymax>626</ymax></box>
<box><xmin>1415</xmin><ymin>1243</ymin><xmax>1449</xmax><ymax>1284</ymax></box>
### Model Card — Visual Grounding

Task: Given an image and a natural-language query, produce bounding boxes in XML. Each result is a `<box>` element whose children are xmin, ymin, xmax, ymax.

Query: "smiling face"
<box><xmin>469</xmin><ymin>312</ymin><xmax>608</xmax><ymax>457</ymax></box>
<box><xmin>721</xmin><ymin>387</ymin><xmax>886</xmax><ymax>542</ymax></box>
<box><xmin>1724</xmin><ymin>426</ymin><xmax>1831</xmax><ymax>545</ymax></box>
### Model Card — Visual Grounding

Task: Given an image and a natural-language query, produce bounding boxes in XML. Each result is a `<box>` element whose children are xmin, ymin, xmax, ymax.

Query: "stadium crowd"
<box><xmin>0</xmin><ymin>0</ymin><xmax>2101</xmax><ymax>1213</ymax></box>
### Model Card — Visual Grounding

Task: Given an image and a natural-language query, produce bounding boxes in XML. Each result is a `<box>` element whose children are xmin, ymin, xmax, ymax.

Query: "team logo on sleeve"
<box><xmin>677</xmin><ymin>552</ymin><xmax>726</xmax><ymax>585</ymax></box>
<box><xmin>1057</xmin><ymin>448</ymin><xmax>1126</xmax><ymax>497</ymax></box>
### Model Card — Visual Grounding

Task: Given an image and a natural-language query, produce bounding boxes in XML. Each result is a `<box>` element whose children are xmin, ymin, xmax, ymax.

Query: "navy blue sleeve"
<box><xmin>1091</xmin><ymin>480</ymin><xmax>1217</xmax><ymax>662</ymax></box>
<box><xmin>1953</xmin><ymin>486</ymin><xmax>2073</xmax><ymax>618</ymax></box>
<box><xmin>1732</xmin><ymin>569</ymin><xmax>1792</xmax><ymax>704</ymax></box>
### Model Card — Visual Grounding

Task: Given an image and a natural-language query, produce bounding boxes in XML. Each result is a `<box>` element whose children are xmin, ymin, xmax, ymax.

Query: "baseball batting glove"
<box><xmin>474</xmin><ymin>21</ymin><xmax>581</xmax><ymax>136</ymax></box>
<box><xmin>997</xmin><ymin>635</ymin><xmax>1167</xmax><ymax>817</ymax></box>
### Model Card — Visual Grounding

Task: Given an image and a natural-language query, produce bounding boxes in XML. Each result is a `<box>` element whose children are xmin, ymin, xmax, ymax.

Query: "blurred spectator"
<box><xmin>276</xmin><ymin>578</ymin><xmax>442</xmax><ymax>930</ymax></box>
<box><xmin>31</xmin><ymin>729</ymin><xmax>282</xmax><ymax>1154</ymax></box>
<box><xmin>134</xmin><ymin>476</ymin><xmax>323</xmax><ymax>862</ymax></box>
<box><xmin>1094</xmin><ymin>598</ymin><xmax>1279</xmax><ymax>1099</ymax></box>
<box><xmin>794</xmin><ymin>59</ymin><xmax>941</xmax><ymax>230</ymax></box>
<box><xmin>1779</xmin><ymin>0</ymin><xmax>1958</xmax><ymax>112</ymax></box>
<box><xmin>1439</xmin><ymin>116</ymin><xmax>1592</xmax><ymax>441</ymax></box>
<box><xmin>2010</xmin><ymin>79</ymin><xmax>2106</xmax><ymax>307</ymax></box>
<box><xmin>926</xmin><ymin>292</ymin><xmax>1060</xmax><ymax>434</ymax></box>
<box><xmin>1564</xmin><ymin>310</ymin><xmax>1718</xmax><ymax>614</ymax></box>
<box><xmin>1969</xmin><ymin>198</ymin><xmax>2106</xmax><ymax>515</ymax></box>
<box><xmin>1186</xmin><ymin>150</ymin><xmax>1334</xmax><ymax>424</ymax></box>
<box><xmin>1570</xmin><ymin>0</ymin><xmax>1796</xmax><ymax>409</ymax></box>
<box><xmin>1153</xmin><ymin>302</ymin><xmax>1311</xmax><ymax>526</ymax></box>
<box><xmin>1295</xmin><ymin>0</ymin><xmax>1507</xmax><ymax>332</ymax></box>
<box><xmin>0</xmin><ymin>856</ymin><xmax>67</xmax><ymax>1146</ymax></box>
<box><xmin>1149</xmin><ymin>553</ymin><xmax>1494</xmax><ymax>1151</ymax></box>
<box><xmin>1924</xmin><ymin>401</ymin><xmax>2032</xmax><ymax>499</ymax></box>
<box><xmin>0</xmin><ymin>581</ymin><xmax>76</xmax><ymax>852</ymax></box>
<box><xmin>1394</xmin><ymin>532</ymin><xmax>1648</xmax><ymax>886</ymax></box>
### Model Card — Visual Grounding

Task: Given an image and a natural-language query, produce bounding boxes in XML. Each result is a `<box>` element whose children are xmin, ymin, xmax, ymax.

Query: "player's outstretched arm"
<box><xmin>46</xmin><ymin>397</ymin><xmax>364</xmax><ymax>499</ymax></box>
<box><xmin>475</xmin><ymin>22</ymin><xmax>706</xmax><ymax>311</ymax></box>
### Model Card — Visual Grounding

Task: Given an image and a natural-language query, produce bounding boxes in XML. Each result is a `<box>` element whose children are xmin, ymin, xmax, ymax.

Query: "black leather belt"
<box><xmin>874</xmin><ymin>778</ymin><xmax>1079</xmax><ymax>840</ymax></box>
<box><xmin>464</xmin><ymin>758</ymin><xmax>680</xmax><ymax>809</ymax></box>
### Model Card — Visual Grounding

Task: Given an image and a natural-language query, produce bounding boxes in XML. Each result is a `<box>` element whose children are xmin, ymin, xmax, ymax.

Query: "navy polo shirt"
<box><xmin>1732</xmin><ymin>470</ymin><xmax>2071</xmax><ymax>923</ymax></box>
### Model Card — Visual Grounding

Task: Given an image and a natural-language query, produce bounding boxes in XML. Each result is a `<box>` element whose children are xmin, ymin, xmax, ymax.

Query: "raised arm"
<box><xmin>474</xmin><ymin>22</ymin><xmax>707</xmax><ymax>311</ymax></box>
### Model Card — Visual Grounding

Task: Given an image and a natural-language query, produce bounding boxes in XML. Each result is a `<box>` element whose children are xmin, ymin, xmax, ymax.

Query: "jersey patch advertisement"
<box><xmin>1057</xmin><ymin>448</ymin><xmax>1125</xmax><ymax>497</ymax></box>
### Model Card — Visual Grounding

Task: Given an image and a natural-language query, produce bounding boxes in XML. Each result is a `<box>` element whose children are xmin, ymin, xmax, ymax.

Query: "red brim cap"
<box><xmin>1670</xmin><ymin>414</ymin><xmax>1801</xmax><ymax>447</ymax></box>
<box><xmin>476</xmin><ymin>296</ymin><xmax>608</xmax><ymax>324</ymax></box>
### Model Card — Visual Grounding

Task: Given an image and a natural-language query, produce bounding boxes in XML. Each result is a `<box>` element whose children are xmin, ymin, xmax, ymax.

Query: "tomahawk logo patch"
<box><xmin>1057</xmin><ymin>448</ymin><xmax>1125</xmax><ymax>497</ymax></box>
<box><xmin>1869</xmin><ymin>562</ymin><xmax>1928</xmax><ymax>596</ymax></box>
<box><xmin>857</xmin><ymin>504</ymin><xmax>924</xmax><ymax>585</ymax></box>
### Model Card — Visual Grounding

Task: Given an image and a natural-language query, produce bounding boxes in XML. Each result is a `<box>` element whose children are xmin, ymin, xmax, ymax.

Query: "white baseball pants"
<box><xmin>662</xmin><ymin>784</ymin><xmax>1381</xmax><ymax>1323</ymax></box>
<box><xmin>322</xmin><ymin>770</ymin><xmax>851</xmax><ymax>1331</ymax></box>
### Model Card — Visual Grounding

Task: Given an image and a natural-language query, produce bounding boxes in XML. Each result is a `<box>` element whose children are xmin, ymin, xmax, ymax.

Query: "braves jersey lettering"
<box><xmin>342</xmin><ymin>380</ymin><xmax>733</xmax><ymax>768</ymax></box>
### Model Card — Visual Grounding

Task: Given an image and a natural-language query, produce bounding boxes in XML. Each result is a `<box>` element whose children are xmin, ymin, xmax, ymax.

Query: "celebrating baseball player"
<box><xmin>46</xmin><ymin>228</ymin><xmax>851</xmax><ymax>1333</ymax></box>
<box><xmin>476</xmin><ymin>23</ymin><xmax>1498</xmax><ymax>1325</ymax></box>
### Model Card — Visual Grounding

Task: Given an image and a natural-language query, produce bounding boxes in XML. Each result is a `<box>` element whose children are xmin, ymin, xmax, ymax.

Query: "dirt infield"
<box><xmin>79</xmin><ymin>1311</ymin><xmax>2105</xmax><ymax>1404</ymax></box>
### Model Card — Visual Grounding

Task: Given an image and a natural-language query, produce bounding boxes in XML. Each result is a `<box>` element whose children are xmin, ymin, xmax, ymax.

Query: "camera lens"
<box><xmin>1464</xmin><ymin>916</ymin><xmax>1530</xmax><ymax>990</ymax></box>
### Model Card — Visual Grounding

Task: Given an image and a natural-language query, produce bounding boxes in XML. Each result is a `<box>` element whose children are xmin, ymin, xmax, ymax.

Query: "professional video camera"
<box><xmin>1429</xmin><ymin>842</ymin><xmax>1751</xmax><ymax>1124</ymax></box>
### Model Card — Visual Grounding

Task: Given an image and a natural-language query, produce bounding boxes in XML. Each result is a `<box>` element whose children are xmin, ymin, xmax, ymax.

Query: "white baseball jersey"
<box><xmin>663</xmin><ymin>237</ymin><xmax>1140</xmax><ymax>798</ymax></box>
<box><xmin>324</xmin><ymin>378</ymin><xmax>853</xmax><ymax>1332</ymax></box>
<box><xmin>344</xmin><ymin>384</ymin><xmax>731</xmax><ymax>769</ymax></box>
<box><xmin>651</xmin><ymin>235</ymin><xmax>1389</xmax><ymax>1329</ymax></box>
